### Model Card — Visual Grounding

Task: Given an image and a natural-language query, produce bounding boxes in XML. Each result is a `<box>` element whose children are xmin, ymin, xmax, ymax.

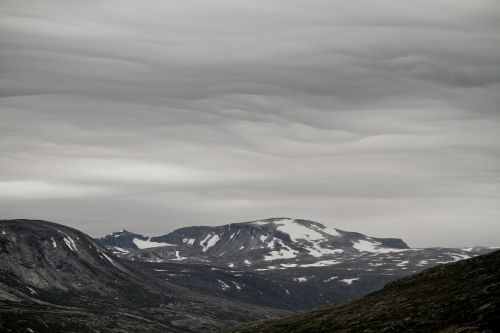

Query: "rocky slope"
<box><xmin>99</xmin><ymin>218</ymin><xmax>495</xmax><ymax>310</ymax></box>
<box><xmin>230</xmin><ymin>249</ymin><xmax>500</xmax><ymax>333</ymax></box>
<box><xmin>0</xmin><ymin>219</ymin><xmax>284</xmax><ymax>333</ymax></box>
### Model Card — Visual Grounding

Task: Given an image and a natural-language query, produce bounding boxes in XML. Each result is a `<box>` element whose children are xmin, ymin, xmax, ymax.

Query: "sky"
<box><xmin>1</xmin><ymin>0</ymin><xmax>499</xmax><ymax>247</ymax></box>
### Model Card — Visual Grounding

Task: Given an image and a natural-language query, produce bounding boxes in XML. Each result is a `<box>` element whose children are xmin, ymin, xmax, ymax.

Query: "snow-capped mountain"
<box><xmin>99</xmin><ymin>217</ymin><xmax>410</xmax><ymax>264</ymax></box>
<box><xmin>98</xmin><ymin>218</ymin><xmax>495</xmax><ymax>311</ymax></box>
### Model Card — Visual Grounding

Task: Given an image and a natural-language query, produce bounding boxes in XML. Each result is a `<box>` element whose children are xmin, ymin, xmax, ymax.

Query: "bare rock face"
<box><xmin>231</xmin><ymin>250</ymin><xmax>500</xmax><ymax>333</ymax></box>
<box><xmin>0</xmin><ymin>219</ymin><xmax>284</xmax><ymax>333</ymax></box>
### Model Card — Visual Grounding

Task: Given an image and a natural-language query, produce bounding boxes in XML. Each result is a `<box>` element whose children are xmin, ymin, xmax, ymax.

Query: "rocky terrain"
<box><xmin>100</xmin><ymin>218</ymin><xmax>495</xmax><ymax>310</ymax></box>
<box><xmin>230</xmin><ymin>249</ymin><xmax>500</xmax><ymax>333</ymax></box>
<box><xmin>0</xmin><ymin>219</ymin><xmax>284</xmax><ymax>333</ymax></box>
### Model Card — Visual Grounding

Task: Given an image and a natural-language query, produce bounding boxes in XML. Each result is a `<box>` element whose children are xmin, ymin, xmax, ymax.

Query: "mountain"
<box><xmin>100</xmin><ymin>217</ymin><xmax>410</xmax><ymax>262</ymax></box>
<box><xmin>0</xmin><ymin>219</ymin><xmax>284</xmax><ymax>333</ymax></box>
<box><xmin>230</xmin><ymin>249</ymin><xmax>500</xmax><ymax>333</ymax></box>
<box><xmin>98</xmin><ymin>218</ymin><xmax>495</xmax><ymax>311</ymax></box>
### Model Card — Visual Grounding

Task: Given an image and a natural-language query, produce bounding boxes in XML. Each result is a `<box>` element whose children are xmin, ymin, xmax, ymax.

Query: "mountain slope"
<box><xmin>0</xmin><ymin>219</ymin><xmax>284</xmax><ymax>333</ymax></box>
<box><xmin>231</xmin><ymin>250</ymin><xmax>500</xmax><ymax>333</ymax></box>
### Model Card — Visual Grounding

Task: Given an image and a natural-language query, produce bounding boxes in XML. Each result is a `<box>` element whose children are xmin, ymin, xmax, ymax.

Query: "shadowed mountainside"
<box><xmin>0</xmin><ymin>219</ymin><xmax>284</xmax><ymax>333</ymax></box>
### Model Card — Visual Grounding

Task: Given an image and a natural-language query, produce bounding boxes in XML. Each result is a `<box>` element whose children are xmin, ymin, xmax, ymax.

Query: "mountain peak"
<box><xmin>99</xmin><ymin>218</ymin><xmax>410</xmax><ymax>265</ymax></box>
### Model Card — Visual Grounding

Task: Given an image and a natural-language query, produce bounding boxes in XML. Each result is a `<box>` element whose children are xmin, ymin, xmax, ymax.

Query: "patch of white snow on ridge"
<box><xmin>133</xmin><ymin>238</ymin><xmax>173</xmax><ymax>249</ymax></box>
<box><xmin>341</xmin><ymin>278</ymin><xmax>359</xmax><ymax>285</ymax></box>
<box><xmin>26</xmin><ymin>286</ymin><xmax>37</xmax><ymax>294</ymax></box>
<box><xmin>305</xmin><ymin>243</ymin><xmax>344</xmax><ymax>257</ymax></box>
<box><xmin>182</xmin><ymin>238</ymin><xmax>195</xmax><ymax>245</ymax></box>
<box><xmin>300</xmin><ymin>259</ymin><xmax>341</xmax><ymax>267</ymax></box>
<box><xmin>252</xmin><ymin>221</ymin><xmax>271</xmax><ymax>225</ymax></box>
<box><xmin>113</xmin><ymin>246</ymin><xmax>129</xmax><ymax>253</ymax></box>
<box><xmin>101</xmin><ymin>251</ymin><xmax>119</xmax><ymax>267</ymax></box>
<box><xmin>63</xmin><ymin>237</ymin><xmax>78</xmax><ymax>252</ymax></box>
<box><xmin>171</xmin><ymin>250</ymin><xmax>187</xmax><ymax>261</ymax></box>
<box><xmin>280</xmin><ymin>263</ymin><xmax>298</xmax><ymax>268</ymax></box>
<box><xmin>275</xmin><ymin>219</ymin><xmax>323</xmax><ymax>241</ymax></box>
<box><xmin>1</xmin><ymin>230</ymin><xmax>6</xmax><ymax>235</ymax></box>
<box><xmin>201</xmin><ymin>234</ymin><xmax>220</xmax><ymax>252</ymax></box>
<box><xmin>244</xmin><ymin>259</ymin><xmax>251</xmax><ymax>265</ymax></box>
<box><xmin>294</xmin><ymin>276</ymin><xmax>308</xmax><ymax>282</ymax></box>
<box><xmin>228</xmin><ymin>263</ymin><xmax>234</xmax><ymax>268</ymax></box>
<box><xmin>323</xmin><ymin>277</ymin><xmax>338</xmax><ymax>282</ymax></box>
<box><xmin>51</xmin><ymin>237</ymin><xmax>57</xmax><ymax>248</ymax></box>
<box><xmin>352</xmin><ymin>239</ymin><xmax>407</xmax><ymax>253</ymax></box>
<box><xmin>396</xmin><ymin>260</ymin><xmax>409</xmax><ymax>267</ymax></box>
<box><xmin>218</xmin><ymin>279</ymin><xmax>231</xmax><ymax>290</ymax></box>
<box><xmin>263</xmin><ymin>238</ymin><xmax>298</xmax><ymax>261</ymax></box>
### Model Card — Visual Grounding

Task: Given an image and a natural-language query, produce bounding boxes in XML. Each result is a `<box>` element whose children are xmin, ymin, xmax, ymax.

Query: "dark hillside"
<box><xmin>231</xmin><ymin>250</ymin><xmax>500</xmax><ymax>333</ymax></box>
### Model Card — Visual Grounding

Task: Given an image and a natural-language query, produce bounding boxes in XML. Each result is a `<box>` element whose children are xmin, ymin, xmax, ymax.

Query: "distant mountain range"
<box><xmin>98</xmin><ymin>217</ymin><xmax>496</xmax><ymax>310</ymax></box>
<box><xmin>1</xmin><ymin>218</ymin><xmax>496</xmax><ymax>332</ymax></box>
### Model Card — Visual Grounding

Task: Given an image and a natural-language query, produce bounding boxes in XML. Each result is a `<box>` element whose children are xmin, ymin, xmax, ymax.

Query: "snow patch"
<box><xmin>275</xmin><ymin>219</ymin><xmax>324</xmax><ymax>241</ymax></box>
<box><xmin>244</xmin><ymin>259</ymin><xmax>251</xmax><ymax>265</ymax></box>
<box><xmin>26</xmin><ymin>286</ymin><xmax>37</xmax><ymax>294</ymax></box>
<box><xmin>396</xmin><ymin>260</ymin><xmax>409</xmax><ymax>267</ymax></box>
<box><xmin>323</xmin><ymin>277</ymin><xmax>338</xmax><ymax>282</ymax></box>
<box><xmin>300</xmin><ymin>259</ymin><xmax>340</xmax><ymax>267</ymax></box>
<box><xmin>218</xmin><ymin>279</ymin><xmax>231</xmax><ymax>290</ymax></box>
<box><xmin>182</xmin><ymin>238</ymin><xmax>195</xmax><ymax>245</ymax></box>
<box><xmin>1</xmin><ymin>230</ymin><xmax>6</xmax><ymax>235</ymax></box>
<box><xmin>263</xmin><ymin>237</ymin><xmax>298</xmax><ymax>261</ymax></box>
<box><xmin>352</xmin><ymin>239</ymin><xmax>407</xmax><ymax>253</ymax></box>
<box><xmin>51</xmin><ymin>237</ymin><xmax>57</xmax><ymax>248</ymax></box>
<box><xmin>294</xmin><ymin>276</ymin><xmax>308</xmax><ymax>282</ymax></box>
<box><xmin>280</xmin><ymin>263</ymin><xmax>298</xmax><ymax>268</ymax></box>
<box><xmin>113</xmin><ymin>246</ymin><xmax>129</xmax><ymax>253</ymax></box>
<box><xmin>200</xmin><ymin>234</ymin><xmax>220</xmax><ymax>252</ymax></box>
<box><xmin>417</xmin><ymin>260</ymin><xmax>429</xmax><ymax>266</ymax></box>
<box><xmin>171</xmin><ymin>250</ymin><xmax>187</xmax><ymax>261</ymax></box>
<box><xmin>341</xmin><ymin>278</ymin><xmax>359</xmax><ymax>285</ymax></box>
<box><xmin>133</xmin><ymin>238</ymin><xmax>173</xmax><ymax>249</ymax></box>
<box><xmin>63</xmin><ymin>237</ymin><xmax>78</xmax><ymax>252</ymax></box>
<box><xmin>101</xmin><ymin>251</ymin><xmax>118</xmax><ymax>267</ymax></box>
<box><xmin>228</xmin><ymin>263</ymin><xmax>234</xmax><ymax>268</ymax></box>
<box><xmin>252</xmin><ymin>221</ymin><xmax>271</xmax><ymax>225</ymax></box>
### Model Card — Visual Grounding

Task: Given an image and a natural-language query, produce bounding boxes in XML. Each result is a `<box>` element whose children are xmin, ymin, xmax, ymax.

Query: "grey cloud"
<box><xmin>1</xmin><ymin>0</ymin><xmax>499</xmax><ymax>247</ymax></box>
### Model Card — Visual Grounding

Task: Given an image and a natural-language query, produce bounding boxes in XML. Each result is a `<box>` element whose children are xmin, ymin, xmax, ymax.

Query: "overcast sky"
<box><xmin>1</xmin><ymin>0</ymin><xmax>499</xmax><ymax>247</ymax></box>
